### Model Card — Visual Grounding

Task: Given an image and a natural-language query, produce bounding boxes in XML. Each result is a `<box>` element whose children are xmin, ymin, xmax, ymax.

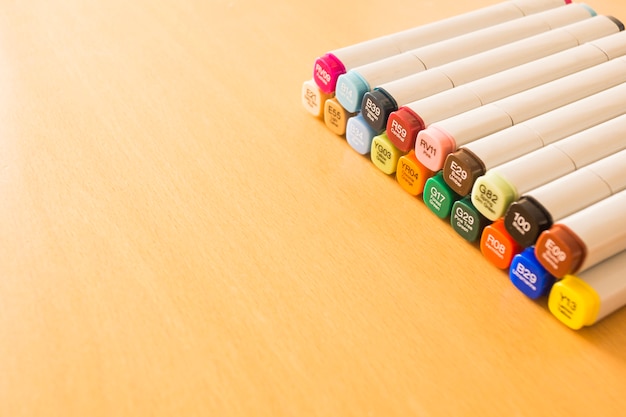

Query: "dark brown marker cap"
<box><xmin>443</xmin><ymin>148</ymin><xmax>485</xmax><ymax>197</ymax></box>
<box><xmin>504</xmin><ymin>196</ymin><xmax>553</xmax><ymax>248</ymax></box>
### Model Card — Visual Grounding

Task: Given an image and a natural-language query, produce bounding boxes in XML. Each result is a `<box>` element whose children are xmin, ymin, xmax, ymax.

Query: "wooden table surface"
<box><xmin>1</xmin><ymin>1</ymin><xmax>625</xmax><ymax>416</ymax></box>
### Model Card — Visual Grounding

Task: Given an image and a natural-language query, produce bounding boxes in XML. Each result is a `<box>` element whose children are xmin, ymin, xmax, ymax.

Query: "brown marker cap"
<box><xmin>443</xmin><ymin>148</ymin><xmax>485</xmax><ymax>197</ymax></box>
<box><xmin>535</xmin><ymin>224</ymin><xmax>587</xmax><ymax>278</ymax></box>
<box><xmin>504</xmin><ymin>196</ymin><xmax>553</xmax><ymax>248</ymax></box>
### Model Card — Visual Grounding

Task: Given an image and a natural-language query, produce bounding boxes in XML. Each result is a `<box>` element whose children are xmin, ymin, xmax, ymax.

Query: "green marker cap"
<box><xmin>471</xmin><ymin>171</ymin><xmax>517</xmax><ymax>221</ymax></box>
<box><xmin>423</xmin><ymin>171</ymin><xmax>461</xmax><ymax>219</ymax></box>
<box><xmin>451</xmin><ymin>196</ymin><xmax>491</xmax><ymax>243</ymax></box>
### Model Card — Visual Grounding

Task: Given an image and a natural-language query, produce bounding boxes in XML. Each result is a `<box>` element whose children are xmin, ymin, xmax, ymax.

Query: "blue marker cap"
<box><xmin>509</xmin><ymin>247</ymin><xmax>555</xmax><ymax>299</ymax></box>
<box><xmin>335</xmin><ymin>71</ymin><xmax>370</xmax><ymax>113</ymax></box>
<box><xmin>346</xmin><ymin>114</ymin><xmax>378</xmax><ymax>155</ymax></box>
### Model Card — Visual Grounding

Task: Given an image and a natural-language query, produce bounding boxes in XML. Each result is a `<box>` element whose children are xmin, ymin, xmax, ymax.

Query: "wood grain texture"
<box><xmin>0</xmin><ymin>1</ymin><xmax>625</xmax><ymax>416</ymax></box>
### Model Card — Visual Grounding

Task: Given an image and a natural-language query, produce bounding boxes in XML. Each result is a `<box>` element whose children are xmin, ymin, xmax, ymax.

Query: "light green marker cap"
<box><xmin>470</xmin><ymin>171</ymin><xmax>517</xmax><ymax>221</ymax></box>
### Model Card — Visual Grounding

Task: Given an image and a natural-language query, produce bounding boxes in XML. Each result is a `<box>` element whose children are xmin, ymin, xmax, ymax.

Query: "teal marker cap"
<box><xmin>423</xmin><ymin>171</ymin><xmax>460</xmax><ymax>219</ymax></box>
<box><xmin>335</xmin><ymin>71</ymin><xmax>370</xmax><ymax>113</ymax></box>
<box><xmin>579</xmin><ymin>4</ymin><xmax>597</xmax><ymax>17</ymax></box>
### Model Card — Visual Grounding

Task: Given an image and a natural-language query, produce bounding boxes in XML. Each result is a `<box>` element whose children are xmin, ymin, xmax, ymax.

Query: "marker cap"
<box><xmin>450</xmin><ymin>196</ymin><xmax>491</xmax><ymax>243</ymax></box>
<box><xmin>548</xmin><ymin>275</ymin><xmax>600</xmax><ymax>329</ymax></box>
<box><xmin>509</xmin><ymin>247</ymin><xmax>556</xmax><ymax>299</ymax></box>
<box><xmin>606</xmin><ymin>16</ymin><xmax>625</xmax><ymax>32</ymax></box>
<box><xmin>324</xmin><ymin>98</ymin><xmax>355</xmax><ymax>136</ymax></box>
<box><xmin>504</xmin><ymin>196</ymin><xmax>553</xmax><ymax>248</ymax></box>
<box><xmin>335</xmin><ymin>72</ymin><xmax>370</xmax><ymax>112</ymax></box>
<box><xmin>535</xmin><ymin>224</ymin><xmax>586</xmax><ymax>278</ymax></box>
<box><xmin>302</xmin><ymin>79</ymin><xmax>333</xmax><ymax>118</ymax></box>
<box><xmin>395</xmin><ymin>151</ymin><xmax>436</xmax><ymax>196</ymax></box>
<box><xmin>480</xmin><ymin>219</ymin><xmax>522</xmax><ymax>269</ymax></box>
<box><xmin>575</xmin><ymin>4</ymin><xmax>597</xmax><ymax>17</ymax></box>
<box><xmin>362</xmin><ymin>88</ymin><xmax>397</xmax><ymax>133</ymax></box>
<box><xmin>443</xmin><ymin>148</ymin><xmax>486</xmax><ymax>196</ymax></box>
<box><xmin>346</xmin><ymin>115</ymin><xmax>378</xmax><ymax>155</ymax></box>
<box><xmin>471</xmin><ymin>171</ymin><xmax>517</xmax><ymax>221</ymax></box>
<box><xmin>313</xmin><ymin>53</ymin><xmax>345</xmax><ymax>93</ymax></box>
<box><xmin>386</xmin><ymin>107</ymin><xmax>426</xmax><ymax>153</ymax></box>
<box><xmin>423</xmin><ymin>172</ymin><xmax>461</xmax><ymax>219</ymax></box>
<box><xmin>415</xmin><ymin>125</ymin><xmax>456</xmax><ymax>172</ymax></box>
<box><xmin>371</xmin><ymin>133</ymin><xmax>404</xmax><ymax>175</ymax></box>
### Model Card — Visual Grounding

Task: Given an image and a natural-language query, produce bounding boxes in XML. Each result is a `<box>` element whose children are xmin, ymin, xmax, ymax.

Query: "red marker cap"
<box><xmin>386</xmin><ymin>107</ymin><xmax>426</xmax><ymax>153</ymax></box>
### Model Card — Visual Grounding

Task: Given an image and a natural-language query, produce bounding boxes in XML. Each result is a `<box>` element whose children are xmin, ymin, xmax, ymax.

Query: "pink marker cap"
<box><xmin>313</xmin><ymin>53</ymin><xmax>345</xmax><ymax>94</ymax></box>
<box><xmin>415</xmin><ymin>125</ymin><xmax>457</xmax><ymax>172</ymax></box>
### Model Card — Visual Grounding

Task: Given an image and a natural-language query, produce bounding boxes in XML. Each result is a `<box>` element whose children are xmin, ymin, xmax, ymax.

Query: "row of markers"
<box><xmin>302</xmin><ymin>0</ymin><xmax>626</xmax><ymax>330</ymax></box>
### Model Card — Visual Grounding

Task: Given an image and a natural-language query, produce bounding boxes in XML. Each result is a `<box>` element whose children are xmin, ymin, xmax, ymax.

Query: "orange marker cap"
<box><xmin>324</xmin><ymin>97</ymin><xmax>356</xmax><ymax>136</ymax></box>
<box><xmin>480</xmin><ymin>218</ymin><xmax>523</xmax><ymax>270</ymax></box>
<box><xmin>395</xmin><ymin>150</ymin><xmax>436</xmax><ymax>196</ymax></box>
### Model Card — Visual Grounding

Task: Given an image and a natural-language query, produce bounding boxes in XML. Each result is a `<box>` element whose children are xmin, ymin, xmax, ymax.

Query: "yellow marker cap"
<box><xmin>548</xmin><ymin>275</ymin><xmax>601</xmax><ymax>330</ymax></box>
<box><xmin>371</xmin><ymin>133</ymin><xmax>404</xmax><ymax>175</ymax></box>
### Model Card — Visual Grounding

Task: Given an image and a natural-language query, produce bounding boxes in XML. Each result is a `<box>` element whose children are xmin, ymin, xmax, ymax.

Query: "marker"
<box><xmin>481</xmin><ymin>219</ymin><xmax>522</xmax><ymax>269</ymax></box>
<box><xmin>443</xmin><ymin>81</ymin><xmax>626</xmax><ymax>197</ymax></box>
<box><xmin>324</xmin><ymin>98</ymin><xmax>356</xmax><ymax>135</ymax></box>
<box><xmin>423</xmin><ymin>172</ymin><xmax>461</xmax><ymax>219</ymax></box>
<box><xmin>370</xmin><ymin>15</ymin><xmax>622</xmax><ymax>171</ymax></box>
<box><xmin>301</xmin><ymin>79</ymin><xmax>334</xmax><ymax>118</ymax></box>
<box><xmin>509</xmin><ymin>247</ymin><xmax>556</xmax><ymax>299</ymax></box>
<box><xmin>347</xmin><ymin>115</ymin><xmax>380</xmax><ymax>155</ymax></box>
<box><xmin>312</xmin><ymin>0</ymin><xmax>571</xmax><ymax>93</ymax></box>
<box><xmin>370</xmin><ymin>16</ymin><xmax>623</xmax><ymax>134</ymax></box>
<box><xmin>417</xmin><ymin>55</ymin><xmax>626</xmax><ymax>173</ymax></box>
<box><xmin>389</xmin><ymin>25</ymin><xmax>626</xmax><ymax>154</ymax></box>
<box><xmin>450</xmin><ymin>196</ymin><xmax>491</xmax><ymax>243</ymax></box>
<box><xmin>471</xmin><ymin>113</ymin><xmax>626</xmax><ymax>222</ymax></box>
<box><xmin>395</xmin><ymin>151</ymin><xmax>436</xmax><ymax>196</ymax></box>
<box><xmin>504</xmin><ymin>149</ymin><xmax>626</xmax><ymax>248</ymax></box>
<box><xmin>548</xmin><ymin>250</ymin><xmax>626</xmax><ymax>330</ymax></box>
<box><xmin>335</xmin><ymin>5</ymin><xmax>594</xmax><ymax>113</ymax></box>
<box><xmin>371</xmin><ymin>133</ymin><xmax>404</xmax><ymax>175</ymax></box>
<box><xmin>534</xmin><ymin>189</ymin><xmax>626</xmax><ymax>279</ymax></box>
